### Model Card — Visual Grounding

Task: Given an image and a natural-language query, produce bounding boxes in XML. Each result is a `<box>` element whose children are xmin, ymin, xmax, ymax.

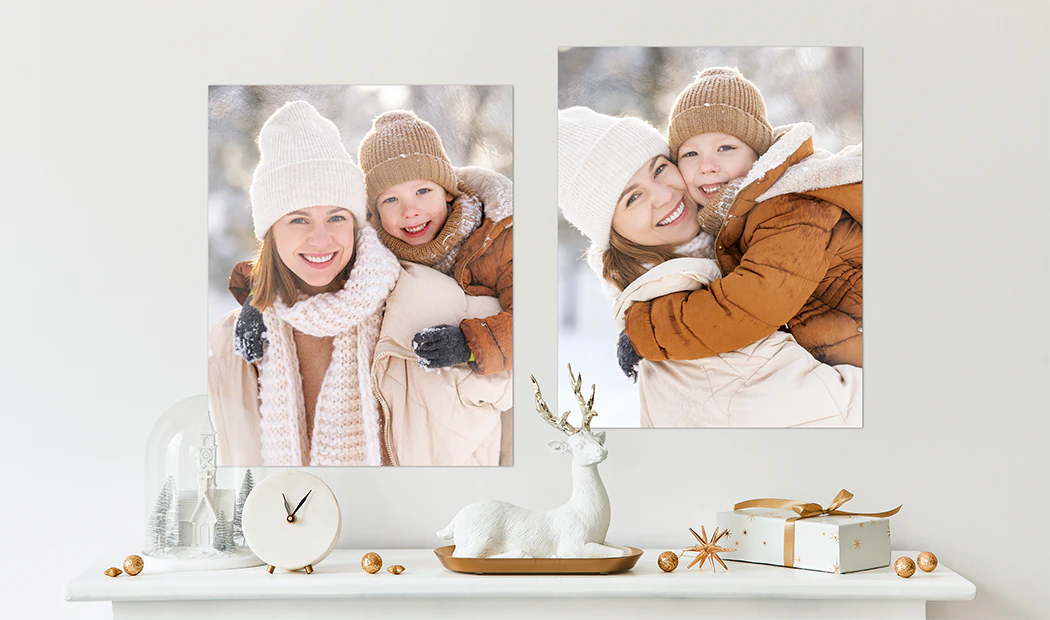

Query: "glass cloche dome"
<box><xmin>143</xmin><ymin>395</ymin><xmax>265</xmax><ymax>571</ymax></box>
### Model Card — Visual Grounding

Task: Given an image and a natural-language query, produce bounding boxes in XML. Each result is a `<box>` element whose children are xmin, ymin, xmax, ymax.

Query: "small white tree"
<box><xmin>213</xmin><ymin>510</ymin><xmax>230</xmax><ymax>552</ymax></box>
<box><xmin>147</xmin><ymin>477</ymin><xmax>175</xmax><ymax>553</ymax></box>
<box><xmin>164</xmin><ymin>478</ymin><xmax>181</xmax><ymax>548</ymax></box>
<box><xmin>232</xmin><ymin>469</ymin><xmax>254</xmax><ymax>546</ymax></box>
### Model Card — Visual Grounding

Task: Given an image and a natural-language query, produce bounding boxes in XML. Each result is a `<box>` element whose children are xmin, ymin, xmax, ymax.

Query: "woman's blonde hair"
<box><xmin>601</xmin><ymin>228</ymin><xmax>680</xmax><ymax>292</ymax></box>
<box><xmin>248</xmin><ymin>225</ymin><xmax>357</xmax><ymax>311</ymax></box>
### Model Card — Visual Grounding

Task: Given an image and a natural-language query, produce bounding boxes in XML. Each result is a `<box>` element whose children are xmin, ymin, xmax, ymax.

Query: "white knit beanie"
<box><xmin>249</xmin><ymin>100</ymin><xmax>367</xmax><ymax>240</ymax></box>
<box><xmin>558</xmin><ymin>106</ymin><xmax>669</xmax><ymax>251</ymax></box>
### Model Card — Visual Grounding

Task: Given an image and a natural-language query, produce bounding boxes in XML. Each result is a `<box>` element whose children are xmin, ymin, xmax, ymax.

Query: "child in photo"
<box><xmin>622</xmin><ymin>67</ymin><xmax>863</xmax><ymax>370</ymax></box>
<box><xmin>357</xmin><ymin>110</ymin><xmax>514</xmax><ymax>465</ymax></box>
<box><xmin>208</xmin><ymin>100</ymin><xmax>401</xmax><ymax>465</ymax></box>
<box><xmin>559</xmin><ymin>106</ymin><xmax>860</xmax><ymax>426</ymax></box>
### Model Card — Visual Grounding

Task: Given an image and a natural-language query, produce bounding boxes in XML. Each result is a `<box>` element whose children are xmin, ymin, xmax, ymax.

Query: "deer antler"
<box><xmin>567</xmin><ymin>364</ymin><xmax>598</xmax><ymax>431</ymax></box>
<box><xmin>531</xmin><ymin>374</ymin><xmax>578</xmax><ymax>436</ymax></box>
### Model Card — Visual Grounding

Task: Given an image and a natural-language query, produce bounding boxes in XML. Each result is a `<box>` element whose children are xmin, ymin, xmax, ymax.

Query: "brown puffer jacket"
<box><xmin>625</xmin><ymin>123</ymin><xmax>863</xmax><ymax>367</ymax></box>
<box><xmin>454</xmin><ymin>214</ymin><xmax>513</xmax><ymax>375</ymax></box>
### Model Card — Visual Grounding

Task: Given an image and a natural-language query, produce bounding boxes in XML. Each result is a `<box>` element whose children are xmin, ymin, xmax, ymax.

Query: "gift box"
<box><xmin>715</xmin><ymin>490</ymin><xmax>900</xmax><ymax>574</ymax></box>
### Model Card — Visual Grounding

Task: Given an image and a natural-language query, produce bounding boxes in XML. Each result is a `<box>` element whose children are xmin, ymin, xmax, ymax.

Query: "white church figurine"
<box><xmin>437</xmin><ymin>365</ymin><xmax>626</xmax><ymax>559</ymax></box>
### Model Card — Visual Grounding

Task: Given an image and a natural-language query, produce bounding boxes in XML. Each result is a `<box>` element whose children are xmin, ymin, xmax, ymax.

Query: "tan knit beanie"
<box><xmin>558</xmin><ymin>106</ymin><xmax>669</xmax><ymax>251</ymax></box>
<box><xmin>357</xmin><ymin>110</ymin><xmax>459</xmax><ymax>210</ymax></box>
<box><xmin>667</xmin><ymin>67</ymin><xmax>774</xmax><ymax>160</ymax></box>
<box><xmin>249</xmin><ymin>100</ymin><xmax>367</xmax><ymax>240</ymax></box>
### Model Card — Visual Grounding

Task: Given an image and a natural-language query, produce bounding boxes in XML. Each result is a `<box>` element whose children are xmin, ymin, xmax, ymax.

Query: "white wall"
<box><xmin>1</xmin><ymin>1</ymin><xmax>1046</xmax><ymax>619</ymax></box>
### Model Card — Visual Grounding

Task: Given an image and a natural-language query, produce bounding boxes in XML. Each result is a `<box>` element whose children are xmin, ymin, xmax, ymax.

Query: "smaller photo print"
<box><xmin>558</xmin><ymin>47</ymin><xmax>862</xmax><ymax>428</ymax></box>
<box><xmin>209</xmin><ymin>85</ymin><xmax>513</xmax><ymax>466</ymax></box>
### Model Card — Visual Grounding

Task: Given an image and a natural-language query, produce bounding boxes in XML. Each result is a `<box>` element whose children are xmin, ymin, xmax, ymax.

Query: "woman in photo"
<box><xmin>208</xmin><ymin>100</ymin><xmax>400</xmax><ymax>466</ymax></box>
<box><xmin>558</xmin><ymin>103</ymin><xmax>861</xmax><ymax>427</ymax></box>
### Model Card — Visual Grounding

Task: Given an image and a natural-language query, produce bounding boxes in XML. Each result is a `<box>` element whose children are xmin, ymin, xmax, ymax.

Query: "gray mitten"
<box><xmin>412</xmin><ymin>324</ymin><xmax>473</xmax><ymax>370</ymax></box>
<box><xmin>617</xmin><ymin>330</ymin><xmax>642</xmax><ymax>382</ymax></box>
<box><xmin>233</xmin><ymin>296</ymin><xmax>266</xmax><ymax>363</ymax></box>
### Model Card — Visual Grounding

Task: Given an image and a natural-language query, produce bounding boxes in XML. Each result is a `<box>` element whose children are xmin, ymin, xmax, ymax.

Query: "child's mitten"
<box><xmin>233</xmin><ymin>296</ymin><xmax>266</xmax><ymax>363</ymax></box>
<box><xmin>411</xmin><ymin>324</ymin><xmax>473</xmax><ymax>370</ymax></box>
<box><xmin>617</xmin><ymin>330</ymin><xmax>642</xmax><ymax>382</ymax></box>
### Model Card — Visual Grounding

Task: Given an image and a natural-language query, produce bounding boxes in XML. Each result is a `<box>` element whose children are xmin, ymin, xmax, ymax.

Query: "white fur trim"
<box><xmin>736</xmin><ymin>123</ymin><xmax>814</xmax><ymax>191</ymax></box>
<box><xmin>733</xmin><ymin>123</ymin><xmax>863</xmax><ymax>203</ymax></box>
<box><xmin>757</xmin><ymin>142</ymin><xmax>863</xmax><ymax>202</ymax></box>
<box><xmin>456</xmin><ymin>165</ymin><xmax>513</xmax><ymax>223</ymax></box>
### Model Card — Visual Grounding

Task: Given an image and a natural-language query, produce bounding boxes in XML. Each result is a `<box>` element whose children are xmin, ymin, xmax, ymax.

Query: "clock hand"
<box><xmin>290</xmin><ymin>490</ymin><xmax>312</xmax><ymax>517</ymax></box>
<box><xmin>282</xmin><ymin>493</ymin><xmax>291</xmax><ymax>516</ymax></box>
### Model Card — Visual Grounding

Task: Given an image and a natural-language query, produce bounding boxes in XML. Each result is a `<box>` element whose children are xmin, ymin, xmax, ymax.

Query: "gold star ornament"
<box><xmin>682</xmin><ymin>526</ymin><xmax>737</xmax><ymax>573</ymax></box>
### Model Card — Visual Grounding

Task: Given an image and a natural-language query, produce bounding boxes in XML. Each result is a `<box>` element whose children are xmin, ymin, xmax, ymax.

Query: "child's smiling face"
<box><xmin>676</xmin><ymin>132</ymin><xmax>760</xmax><ymax>207</ymax></box>
<box><xmin>376</xmin><ymin>179</ymin><xmax>453</xmax><ymax>245</ymax></box>
<box><xmin>610</xmin><ymin>155</ymin><xmax>700</xmax><ymax>247</ymax></box>
<box><xmin>272</xmin><ymin>205</ymin><xmax>356</xmax><ymax>294</ymax></box>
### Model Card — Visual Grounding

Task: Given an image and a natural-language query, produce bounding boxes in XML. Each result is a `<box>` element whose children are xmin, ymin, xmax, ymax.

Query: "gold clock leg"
<box><xmin>304</xmin><ymin>565</ymin><xmax>314</xmax><ymax>574</ymax></box>
<box><xmin>267</xmin><ymin>565</ymin><xmax>275</xmax><ymax>574</ymax></box>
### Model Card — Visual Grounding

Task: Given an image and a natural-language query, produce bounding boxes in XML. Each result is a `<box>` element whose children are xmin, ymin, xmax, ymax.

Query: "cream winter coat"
<box><xmin>372</xmin><ymin>262</ymin><xmax>513</xmax><ymax>466</ymax></box>
<box><xmin>614</xmin><ymin>257</ymin><xmax>861</xmax><ymax>428</ymax></box>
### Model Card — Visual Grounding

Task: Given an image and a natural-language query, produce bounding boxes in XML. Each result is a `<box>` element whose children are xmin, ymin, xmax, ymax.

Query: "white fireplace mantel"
<box><xmin>66</xmin><ymin>548</ymin><xmax>975</xmax><ymax>619</ymax></box>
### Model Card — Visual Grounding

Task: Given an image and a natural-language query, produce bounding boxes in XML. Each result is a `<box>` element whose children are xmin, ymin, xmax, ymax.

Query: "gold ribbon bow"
<box><xmin>734</xmin><ymin>490</ymin><xmax>901</xmax><ymax>567</ymax></box>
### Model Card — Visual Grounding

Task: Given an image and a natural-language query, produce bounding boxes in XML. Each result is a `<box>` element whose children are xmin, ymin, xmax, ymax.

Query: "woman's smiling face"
<box><xmin>272</xmin><ymin>205</ymin><xmax>356</xmax><ymax>294</ymax></box>
<box><xmin>676</xmin><ymin>132</ymin><xmax>760</xmax><ymax>207</ymax></box>
<box><xmin>610</xmin><ymin>156</ymin><xmax>700</xmax><ymax>247</ymax></box>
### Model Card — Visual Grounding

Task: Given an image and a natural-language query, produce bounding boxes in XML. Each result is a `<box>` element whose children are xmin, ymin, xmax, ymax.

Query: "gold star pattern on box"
<box><xmin>681</xmin><ymin>526</ymin><xmax>737</xmax><ymax>573</ymax></box>
<box><xmin>853</xmin><ymin>538</ymin><xmax>862</xmax><ymax>550</ymax></box>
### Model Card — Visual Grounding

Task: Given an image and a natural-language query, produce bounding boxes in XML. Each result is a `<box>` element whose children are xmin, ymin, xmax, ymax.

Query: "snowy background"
<box><xmin>557</xmin><ymin>47</ymin><xmax>863</xmax><ymax>427</ymax></box>
<box><xmin>208</xmin><ymin>85</ymin><xmax>513</xmax><ymax>329</ymax></box>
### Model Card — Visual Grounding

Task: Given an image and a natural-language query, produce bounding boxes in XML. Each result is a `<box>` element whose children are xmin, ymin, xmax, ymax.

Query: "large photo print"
<box><xmin>209</xmin><ymin>85</ymin><xmax>514</xmax><ymax>465</ymax></box>
<box><xmin>558</xmin><ymin>48</ymin><xmax>862</xmax><ymax>428</ymax></box>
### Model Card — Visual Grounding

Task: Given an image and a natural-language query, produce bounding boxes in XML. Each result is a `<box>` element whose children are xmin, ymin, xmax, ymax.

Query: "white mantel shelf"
<box><xmin>66</xmin><ymin>549</ymin><xmax>975</xmax><ymax>620</ymax></box>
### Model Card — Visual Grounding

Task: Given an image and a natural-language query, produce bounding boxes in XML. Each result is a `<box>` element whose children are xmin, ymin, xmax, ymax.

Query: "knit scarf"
<box><xmin>698</xmin><ymin>176</ymin><xmax>747</xmax><ymax>238</ymax></box>
<box><xmin>256</xmin><ymin>225</ymin><xmax>401</xmax><ymax>466</ymax></box>
<box><xmin>371</xmin><ymin>180</ymin><xmax>483</xmax><ymax>275</ymax></box>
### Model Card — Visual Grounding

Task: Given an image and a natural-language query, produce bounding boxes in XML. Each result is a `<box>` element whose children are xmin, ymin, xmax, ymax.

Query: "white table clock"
<box><xmin>242</xmin><ymin>471</ymin><xmax>341</xmax><ymax>574</ymax></box>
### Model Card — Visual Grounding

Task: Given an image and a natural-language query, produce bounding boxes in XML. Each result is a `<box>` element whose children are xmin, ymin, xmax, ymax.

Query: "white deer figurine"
<box><xmin>437</xmin><ymin>365</ymin><xmax>625</xmax><ymax>558</ymax></box>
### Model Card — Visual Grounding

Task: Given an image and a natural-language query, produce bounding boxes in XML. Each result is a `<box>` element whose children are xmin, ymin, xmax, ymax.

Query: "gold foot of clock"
<box><xmin>265</xmin><ymin>564</ymin><xmax>314</xmax><ymax>574</ymax></box>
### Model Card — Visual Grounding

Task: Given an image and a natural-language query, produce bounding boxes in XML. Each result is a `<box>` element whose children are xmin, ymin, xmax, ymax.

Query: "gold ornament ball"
<box><xmin>917</xmin><ymin>551</ymin><xmax>938</xmax><ymax>572</ymax></box>
<box><xmin>103</xmin><ymin>567</ymin><xmax>122</xmax><ymax>578</ymax></box>
<box><xmin>894</xmin><ymin>556</ymin><xmax>916</xmax><ymax>578</ymax></box>
<box><xmin>658</xmin><ymin>551</ymin><xmax>679</xmax><ymax>572</ymax></box>
<box><xmin>387</xmin><ymin>565</ymin><xmax>405</xmax><ymax>575</ymax></box>
<box><xmin>361</xmin><ymin>552</ymin><xmax>383</xmax><ymax>574</ymax></box>
<box><xmin>123</xmin><ymin>555</ymin><xmax>144</xmax><ymax>576</ymax></box>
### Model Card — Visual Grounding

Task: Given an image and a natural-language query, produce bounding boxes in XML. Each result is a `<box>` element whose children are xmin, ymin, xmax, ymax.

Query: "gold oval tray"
<box><xmin>434</xmin><ymin>546</ymin><xmax>643</xmax><ymax>575</ymax></box>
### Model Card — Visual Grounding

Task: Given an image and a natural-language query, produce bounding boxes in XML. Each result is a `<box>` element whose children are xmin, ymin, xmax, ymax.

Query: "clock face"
<box><xmin>242</xmin><ymin>472</ymin><xmax>342</xmax><ymax>570</ymax></box>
